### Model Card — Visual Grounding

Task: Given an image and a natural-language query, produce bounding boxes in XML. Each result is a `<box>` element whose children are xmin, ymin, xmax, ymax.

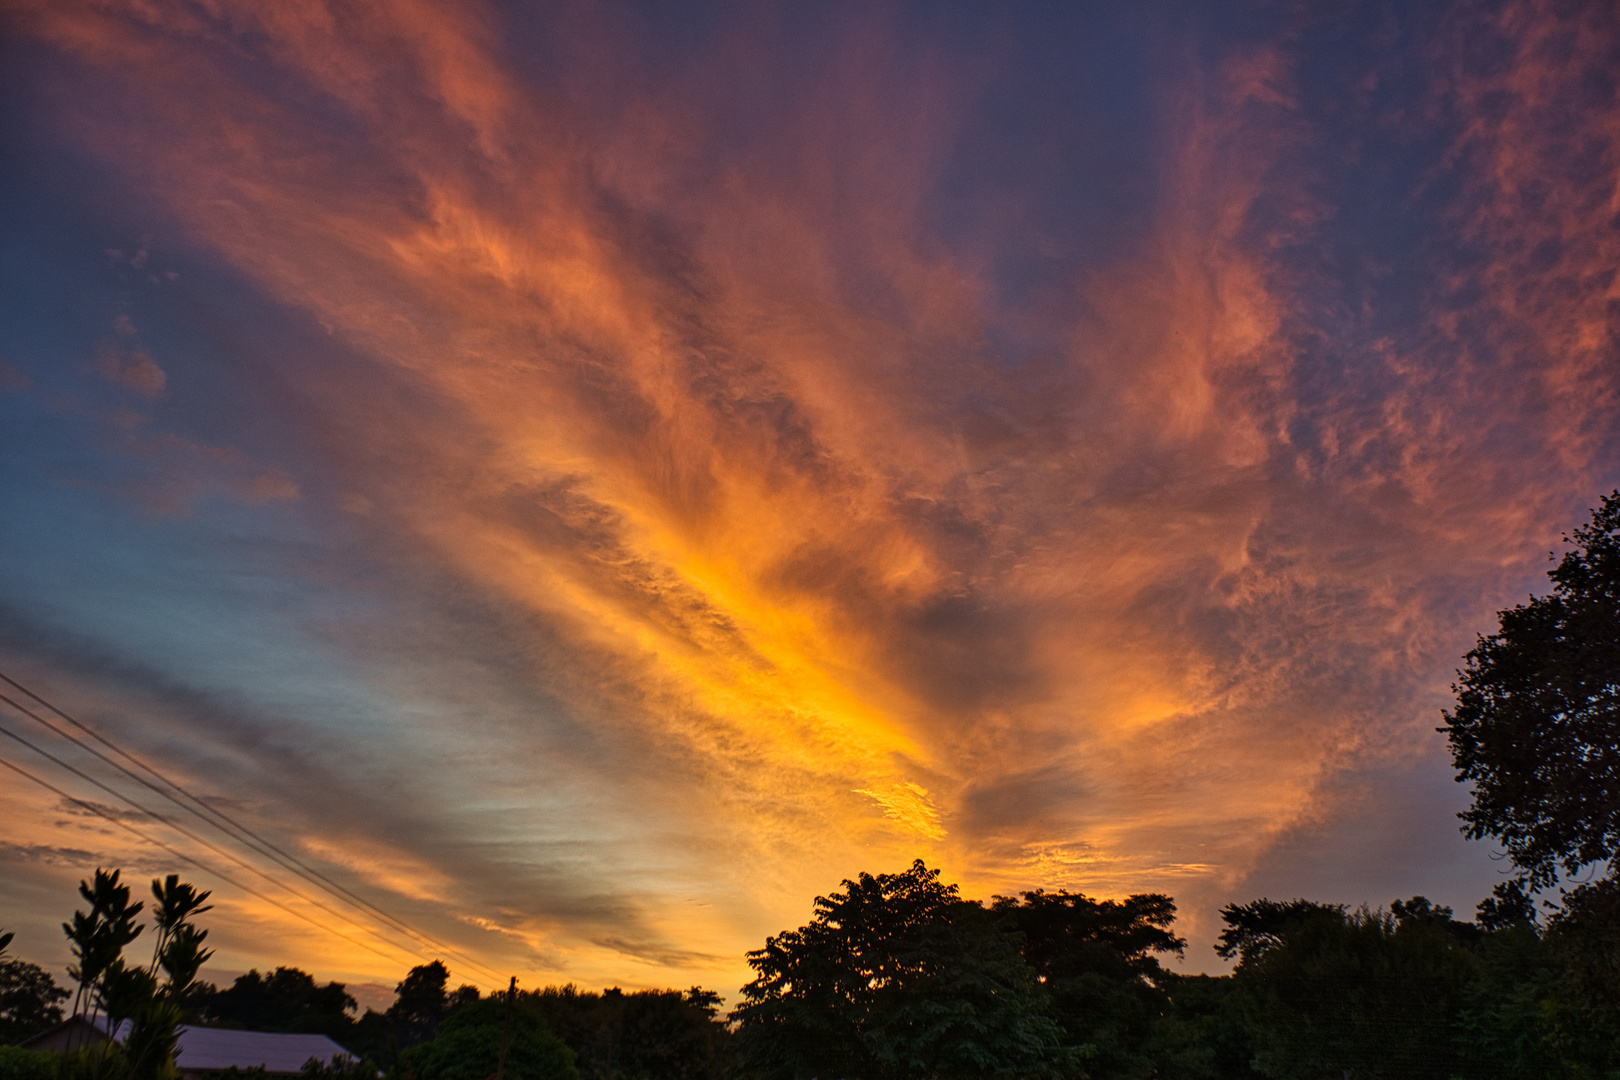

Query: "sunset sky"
<box><xmin>2</xmin><ymin>0</ymin><xmax>1618</xmax><ymax>1007</ymax></box>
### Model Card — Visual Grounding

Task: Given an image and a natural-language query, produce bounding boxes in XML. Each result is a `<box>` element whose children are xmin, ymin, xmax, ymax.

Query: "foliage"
<box><xmin>1547</xmin><ymin>877</ymin><xmax>1620</xmax><ymax>1007</ymax></box>
<box><xmin>733</xmin><ymin>860</ymin><xmax>1068</xmax><ymax>1080</ymax></box>
<box><xmin>402</xmin><ymin>997</ymin><xmax>576</xmax><ymax>1080</ymax></box>
<box><xmin>146</xmin><ymin>878</ymin><xmax>211</xmax><ymax>984</ymax></box>
<box><xmin>994</xmin><ymin>889</ymin><xmax>1185</xmax><ymax>1078</ymax></box>
<box><xmin>1001</xmin><ymin>890</ymin><xmax>1185</xmax><ymax>981</ymax></box>
<box><xmin>344</xmin><ymin>1012</ymin><xmax>393</xmax><ymax>1071</ymax></box>
<box><xmin>1536</xmin><ymin>877</ymin><xmax>1620</xmax><ymax>1072</ymax></box>
<box><xmin>342</xmin><ymin>961</ymin><xmax>482</xmax><ymax>1070</ymax></box>
<box><xmin>63</xmin><ymin>870</ymin><xmax>145</xmax><ymax>1022</ymax></box>
<box><xmin>0</xmin><ymin>960</ymin><xmax>69</xmax><ymax>1045</ymax></box>
<box><xmin>1442</xmin><ymin>491</ymin><xmax>1620</xmax><ymax>889</ymax></box>
<box><xmin>1148</xmin><ymin>974</ymin><xmax>1260</xmax><ymax>1080</ymax></box>
<box><xmin>1453</xmin><ymin>920</ymin><xmax>1570</xmax><ymax>1080</ymax></box>
<box><xmin>1197</xmin><ymin>864</ymin><xmax>1618</xmax><ymax>1074</ymax></box>
<box><xmin>1213</xmin><ymin>900</ymin><xmax>1345</xmax><ymax>967</ymax></box>
<box><xmin>1217</xmin><ymin>897</ymin><xmax>1484</xmax><ymax>1080</ymax></box>
<box><xmin>387</xmin><ymin>962</ymin><xmax>476</xmax><ymax>1046</ymax></box>
<box><xmin>0</xmin><ymin>1047</ymin><xmax>59</xmax><ymax>1080</ymax></box>
<box><xmin>199</xmin><ymin>968</ymin><xmax>357</xmax><ymax>1040</ymax></box>
<box><xmin>1474</xmin><ymin>878</ymin><xmax>1538</xmax><ymax>932</ymax></box>
<box><xmin>526</xmin><ymin>985</ymin><xmax>730</xmax><ymax>1080</ymax></box>
<box><xmin>39</xmin><ymin>869</ymin><xmax>216</xmax><ymax>1080</ymax></box>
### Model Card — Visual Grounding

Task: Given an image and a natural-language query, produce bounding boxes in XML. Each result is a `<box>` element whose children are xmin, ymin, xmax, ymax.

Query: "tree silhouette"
<box><xmin>733</xmin><ymin>860</ymin><xmax>1067</xmax><ymax>1080</ymax></box>
<box><xmin>525</xmin><ymin>985</ymin><xmax>730</xmax><ymax>1080</ymax></box>
<box><xmin>0</xmin><ymin>942</ymin><xmax>69</xmax><ymax>1044</ymax></box>
<box><xmin>63</xmin><ymin>869</ymin><xmax>144</xmax><ymax>1025</ymax></box>
<box><xmin>994</xmin><ymin>889</ymin><xmax>1184</xmax><ymax>1075</ymax></box>
<box><xmin>202</xmin><ymin>967</ymin><xmax>357</xmax><ymax>1038</ymax></box>
<box><xmin>1441</xmin><ymin>492</ymin><xmax>1620</xmax><ymax>889</ymax></box>
<box><xmin>148</xmin><ymin>876</ymin><xmax>212</xmax><ymax>977</ymax></box>
<box><xmin>402</xmin><ymin>997</ymin><xmax>577</xmax><ymax>1080</ymax></box>
<box><xmin>1217</xmin><ymin>898</ymin><xmax>1481</xmax><ymax>1080</ymax></box>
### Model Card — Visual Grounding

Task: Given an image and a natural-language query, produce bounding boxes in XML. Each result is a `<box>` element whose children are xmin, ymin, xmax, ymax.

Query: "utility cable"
<box><xmin>0</xmin><ymin>672</ymin><xmax>507</xmax><ymax>987</ymax></box>
<box><xmin>0</xmin><ymin>671</ymin><xmax>454</xmax><ymax>945</ymax></box>
<box><xmin>0</xmin><ymin>751</ymin><xmax>418</xmax><ymax>967</ymax></box>
<box><xmin>0</xmin><ymin>711</ymin><xmax>499</xmax><ymax>992</ymax></box>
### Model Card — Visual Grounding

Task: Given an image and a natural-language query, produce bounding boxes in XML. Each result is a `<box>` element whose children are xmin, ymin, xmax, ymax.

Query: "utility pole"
<box><xmin>494</xmin><ymin>976</ymin><xmax>517</xmax><ymax>1080</ymax></box>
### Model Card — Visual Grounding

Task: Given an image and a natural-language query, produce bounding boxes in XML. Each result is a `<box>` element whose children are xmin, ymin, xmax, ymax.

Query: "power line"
<box><xmin>0</xmin><ymin>750</ymin><xmax>419</xmax><ymax>967</ymax></box>
<box><xmin>0</xmin><ymin>670</ymin><xmax>509</xmax><ymax>987</ymax></box>
<box><xmin>0</xmin><ymin>671</ymin><xmax>458</xmax><ymax>945</ymax></box>
<box><xmin>0</xmin><ymin>712</ymin><xmax>433</xmax><ymax>966</ymax></box>
<box><xmin>0</xmin><ymin>709</ymin><xmax>500</xmax><ymax>993</ymax></box>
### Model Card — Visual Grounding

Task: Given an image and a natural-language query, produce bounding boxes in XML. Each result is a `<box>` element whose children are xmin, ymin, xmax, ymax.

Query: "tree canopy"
<box><xmin>201</xmin><ymin>967</ymin><xmax>357</xmax><ymax>1038</ymax></box>
<box><xmin>0</xmin><ymin>956</ymin><xmax>67</xmax><ymax>1047</ymax></box>
<box><xmin>11</xmin><ymin>852</ymin><xmax>1620</xmax><ymax>1078</ymax></box>
<box><xmin>402</xmin><ymin>997</ymin><xmax>577</xmax><ymax>1080</ymax></box>
<box><xmin>1216</xmin><ymin>897</ymin><xmax>1485</xmax><ymax>1080</ymax></box>
<box><xmin>1441</xmin><ymin>491</ymin><xmax>1620</xmax><ymax>889</ymax></box>
<box><xmin>993</xmin><ymin>889</ymin><xmax>1183</xmax><ymax>1076</ymax></box>
<box><xmin>527</xmin><ymin>985</ymin><xmax>730</xmax><ymax>1080</ymax></box>
<box><xmin>732</xmin><ymin>860</ymin><xmax>1067</xmax><ymax>1080</ymax></box>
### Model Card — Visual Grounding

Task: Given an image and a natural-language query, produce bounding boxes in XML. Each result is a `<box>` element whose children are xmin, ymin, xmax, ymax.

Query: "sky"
<box><xmin>1</xmin><ymin>0</ymin><xmax>1618</xmax><ymax>1007</ymax></box>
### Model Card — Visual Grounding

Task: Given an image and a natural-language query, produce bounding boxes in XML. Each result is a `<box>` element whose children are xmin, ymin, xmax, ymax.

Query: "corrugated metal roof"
<box><xmin>175</xmin><ymin>1026</ymin><xmax>355</xmax><ymax>1075</ymax></box>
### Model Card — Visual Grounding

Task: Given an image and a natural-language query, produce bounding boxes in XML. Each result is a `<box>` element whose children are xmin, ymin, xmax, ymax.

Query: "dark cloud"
<box><xmin>957</xmin><ymin>764</ymin><xmax>1090</xmax><ymax>835</ymax></box>
<box><xmin>0</xmin><ymin>840</ymin><xmax>103</xmax><ymax>866</ymax></box>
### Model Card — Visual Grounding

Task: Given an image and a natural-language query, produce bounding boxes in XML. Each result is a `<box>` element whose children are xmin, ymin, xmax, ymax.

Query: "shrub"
<box><xmin>0</xmin><ymin>1047</ymin><xmax>59</xmax><ymax>1080</ymax></box>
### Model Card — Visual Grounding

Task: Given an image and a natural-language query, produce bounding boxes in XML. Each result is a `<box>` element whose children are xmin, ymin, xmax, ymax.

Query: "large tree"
<box><xmin>403</xmin><ymin>997</ymin><xmax>577</xmax><ymax>1080</ymax></box>
<box><xmin>1216</xmin><ymin>898</ymin><xmax>1482</xmax><ymax>1080</ymax></box>
<box><xmin>385</xmin><ymin>960</ymin><xmax>478</xmax><ymax>1045</ymax></box>
<box><xmin>1441</xmin><ymin>491</ymin><xmax>1620</xmax><ymax>890</ymax></box>
<box><xmin>992</xmin><ymin>890</ymin><xmax>1184</xmax><ymax>1077</ymax></box>
<box><xmin>528</xmin><ymin>985</ymin><xmax>731</xmax><ymax>1080</ymax></box>
<box><xmin>732</xmin><ymin>861</ymin><xmax>1068</xmax><ymax>1080</ymax></box>
<box><xmin>200</xmin><ymin>967</ymin><xmax>357</xmax><ymax>1038</ymax></box>
<box><xmin>0</xmin><ymin>948</ymin><xmax>69</xmax><ymax>1044</ymax></box>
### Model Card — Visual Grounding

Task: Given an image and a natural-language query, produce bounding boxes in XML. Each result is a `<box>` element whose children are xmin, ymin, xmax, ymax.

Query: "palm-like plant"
<box><xmin>158</xmin><ymin>923</ymin><xmax>213</xmax><ymax>999</ymax></box>
<box><xmin>148</xmin><ymin>876</ymin><xmax>212</xmax><ymax>977</ymax></box>
<box><xmin>63</xmin><ymin>869</ymin><xmax>145</xmax><ymax>1026</ymax></box>
<box><xmin>57</xmin><ymin>869</ymin><xmax>216</xmax><ymax>1080</ymax></box>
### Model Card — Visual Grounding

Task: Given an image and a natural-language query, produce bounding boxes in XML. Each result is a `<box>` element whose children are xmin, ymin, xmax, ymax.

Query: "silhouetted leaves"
<box><xmin>1217</xmin><ymin>898</ymin><xmax>1482</xmax><ymax>1079</ymax></box>
<box><xmin>1442</xmin><ymin>491</ymin><xmax>1620</xmax><ymax>890</ymax></box>
<box><xmin>0</xmin><ymin>960</ymin><xmax>67</xmax><ymax>1045</ymax></box>
<box><xmin>734</xmin><ymin>860</ymin><xmax>1068</xmax><ymax>1080</ymax></box>
<box><xmin>995</xmin><ymin>889</ymin><xmax>1185</xmax><ymax>1077</ymax></box>
<box><xmin>198</xmin><ymin>968</ymin><xmax>357</xmax><ymax>1040</ymax></box>
<box><xmin>402</xmin><ymin>997</ymin><xmax>576</xmax><ymax>1080</ymax></box>
<box><xmin>528</xmin><ymin>986</ymin><xmax>730</xmax><ymax>1080</ymax></box>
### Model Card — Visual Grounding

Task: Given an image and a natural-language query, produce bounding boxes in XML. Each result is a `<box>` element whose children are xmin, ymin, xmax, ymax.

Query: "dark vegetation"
<box><xmin>3</xmin><ymin>493</ymin><xmax>1619</xmax><ymax>1077</ymax></box>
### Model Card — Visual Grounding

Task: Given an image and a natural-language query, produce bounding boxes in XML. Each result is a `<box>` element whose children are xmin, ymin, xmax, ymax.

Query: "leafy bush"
<box><xmin>0</xmin><ymin>1047</ymin><xmax>58</xmax><ymax>1080</ymax></box>
<box><xmin>0</xmin><ymin>961</ymin><xmax>69</xmax><ymax>1044</ymax></box>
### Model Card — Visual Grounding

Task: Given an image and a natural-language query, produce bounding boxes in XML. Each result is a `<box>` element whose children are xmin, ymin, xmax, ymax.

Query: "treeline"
<box><xmin>3</xmin><ymin>863</ymin><xmax>1619</xmax><ymax>1078</ymax></box>
<box><xmin>189</xmin><ymin>961</ymin><xmax>729</xmax><ymax>1080</ymax></box>
<box><xmin>729</xmin><ymin>860</ymin><xmax>1620</xmax><ymax>1079</ymax></box>
<box><xmin>0</xmin><ymin>886</ymin><xmax>730</xmax><ymax>1080</ymax></box>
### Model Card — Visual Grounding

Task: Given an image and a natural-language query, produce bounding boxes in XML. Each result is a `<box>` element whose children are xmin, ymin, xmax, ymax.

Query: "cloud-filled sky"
<box><xmin>2</xmin><ymin>0</ymin><xmax>1618</xmax><ymax>1002</ymax></box>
